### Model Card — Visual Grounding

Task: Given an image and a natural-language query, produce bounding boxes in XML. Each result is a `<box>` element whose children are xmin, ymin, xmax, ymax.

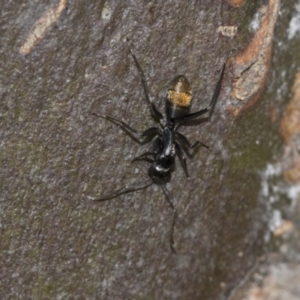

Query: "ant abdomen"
<box><xmin>166</xmin><ymin>75</ymin><xmax>192</xmax><ymax>120</ymax></box>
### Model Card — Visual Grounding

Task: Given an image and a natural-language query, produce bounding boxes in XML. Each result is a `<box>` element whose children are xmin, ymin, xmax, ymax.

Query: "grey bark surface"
<box><xmin>0</xmin><ymin>1</ymin><xmax>299</xmax><ymax>299</ymax></box>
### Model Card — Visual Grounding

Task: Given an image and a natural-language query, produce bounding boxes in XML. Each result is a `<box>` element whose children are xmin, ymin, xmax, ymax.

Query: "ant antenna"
<box><xmin>89</xmin><ymin>179</ymin><xmax>153</xmax><ymax>201</ymax></box>
<box><xmin>161</xmin><ymin>184</ymin><xmax>178</xmax><ymax>253</ymax></box>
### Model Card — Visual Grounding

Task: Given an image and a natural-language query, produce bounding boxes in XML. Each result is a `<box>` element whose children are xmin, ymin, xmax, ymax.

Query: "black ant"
<box><xmin>91</xmin><ymin>41</ymin><xmax>226</xmax><ymax>252</ymax></box>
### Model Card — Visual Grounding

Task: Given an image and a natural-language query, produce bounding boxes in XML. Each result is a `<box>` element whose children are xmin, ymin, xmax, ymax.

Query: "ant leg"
<box><xmin>161</xmin><ymin>184</ymin><xmax>177</xmax><ymax>253</ymax></box>
<box><xmin>132</xmin><ymin>136</ymin><xmax>162</xmax><ymax>162</ymax></box>
<box><xmin>175</xmin><ymin>141</ymin><xmax>189</xmax><ymax>178</ymax></box>
<box><xmin>127</xmin><ymin>39</ymin><xmax>164</xmax><ymax>121</ymax></box>
<box><xmin>176</xmin><ymin>132</ymin><xmax>208</xmax><ymax>149</ymax></box>
<box><xmin>93</xmin><ymin>113</ymin><xmax>159</xmax><ymax>141</ymax></box>
<box><xmin>132</xmin><ymin>152</ymin><xmax>155</xmax><ymax>163</ymax></box>
<box><xmin>141</xmin><ymin>127</ymin><xmax>160</xmax><ymax>137</ymax></box>
<box><xmin>153</xmin><ymin>136</ymin><xmax>162</xmax><ymax>154</ymax></box>
<box><xmin>182</xmin><ymin>63</ymin><xmax>226</xmax><ymax>121</ymax></box>
<box><xmin>88</xmin><ymin>179</ymin><xmax>153</xmax><ymax>201</ymax></box>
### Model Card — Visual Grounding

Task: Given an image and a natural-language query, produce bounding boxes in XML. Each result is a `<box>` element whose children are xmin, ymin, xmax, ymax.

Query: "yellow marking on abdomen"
<box><xmin>168</xmin><ymin>90</ymin><xmax>192</xmax><ymax>107</ymax></box>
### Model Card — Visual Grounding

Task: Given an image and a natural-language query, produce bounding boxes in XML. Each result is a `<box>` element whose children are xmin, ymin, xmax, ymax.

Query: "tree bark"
<box><xmin>1</xmin><ymin>1</ymin><xmax>299</xmax><ymax>299</ymax></box>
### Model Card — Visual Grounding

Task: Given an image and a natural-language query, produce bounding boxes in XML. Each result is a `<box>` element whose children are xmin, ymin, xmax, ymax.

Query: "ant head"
<box><xmin>148</xmin><ymin>162</ymin><xmax>171</xmax><ymax>185</ymax></box>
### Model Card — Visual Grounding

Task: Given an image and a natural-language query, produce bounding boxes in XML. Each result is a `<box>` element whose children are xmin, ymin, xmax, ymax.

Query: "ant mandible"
<box><xmin>92</xmin><ymin>40</ymin><xmax>226</xmax><ymax>252</ymax></box>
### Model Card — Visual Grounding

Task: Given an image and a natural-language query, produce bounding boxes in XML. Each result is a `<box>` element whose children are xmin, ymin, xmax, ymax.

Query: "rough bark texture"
<box><xmin>1</xmin><ymin>1</ymin><xmax>299</xmax><ymax>299</ymax></box>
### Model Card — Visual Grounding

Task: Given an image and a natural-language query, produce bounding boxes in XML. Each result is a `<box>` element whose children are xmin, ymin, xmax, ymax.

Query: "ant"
<box><xmin>92</xmin><ymin>41</ymin><xmax>226</xmax><ymax>252</ymax></box>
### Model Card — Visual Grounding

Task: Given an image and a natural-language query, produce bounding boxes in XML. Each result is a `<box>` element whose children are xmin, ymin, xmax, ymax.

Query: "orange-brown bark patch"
<box><xmin>229</xmin><ymin>0</ymin><xmax>280</xmax><ymax>116</ymax></box>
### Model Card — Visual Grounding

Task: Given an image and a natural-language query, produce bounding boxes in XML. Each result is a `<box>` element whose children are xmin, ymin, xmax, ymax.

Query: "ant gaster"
<box><xmin>92</xmin><ymin>41</ymin><xmax>226</xmax><ymax>252</ymax></box>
